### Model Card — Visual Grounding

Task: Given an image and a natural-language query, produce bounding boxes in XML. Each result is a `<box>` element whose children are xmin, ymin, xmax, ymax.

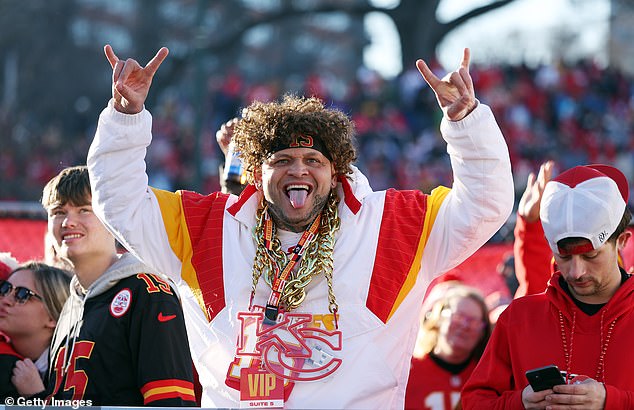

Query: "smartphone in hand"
<box><xmin>525</xmin><ymin>364</ymin><xmax>566</xmax><ymax>392</ymax></box>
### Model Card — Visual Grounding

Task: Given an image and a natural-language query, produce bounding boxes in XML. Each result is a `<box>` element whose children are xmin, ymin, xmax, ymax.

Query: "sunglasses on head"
<box><xmin>0</xmin><ymin>280</ymin><xmax>43</xmax><ymax>304</ymax></box>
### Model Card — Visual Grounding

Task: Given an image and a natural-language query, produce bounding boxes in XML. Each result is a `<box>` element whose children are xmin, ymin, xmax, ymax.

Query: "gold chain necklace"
<box><xmin>251</xmin><ymin>193</ymin><xmax>341</xmax><ymax>313</ymax></box>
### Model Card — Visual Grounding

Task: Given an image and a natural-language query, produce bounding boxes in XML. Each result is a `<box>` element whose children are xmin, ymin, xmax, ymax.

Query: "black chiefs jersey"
<box><xmin>47</xmin><ymin>272</ymin><xmax>196</xmax><ymax>406</ymax></box>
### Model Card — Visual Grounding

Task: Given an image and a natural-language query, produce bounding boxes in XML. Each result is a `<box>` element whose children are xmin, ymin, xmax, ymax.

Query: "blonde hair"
<box><xmin>11</xmin><ymin>261</ymin><xmax>71</xmax><ymax>321</ymax></box>
<box><xmin>414</xmin><ymin>284</ymin><xmax>491</xmax><ymax>360</ymax></box>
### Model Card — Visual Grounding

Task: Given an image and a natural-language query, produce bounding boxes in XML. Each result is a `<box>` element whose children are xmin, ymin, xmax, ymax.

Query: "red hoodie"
<box><xmin>462</xmin><ymin>272</ymin><xmax>634</xmax><ymax>409</ymax></box>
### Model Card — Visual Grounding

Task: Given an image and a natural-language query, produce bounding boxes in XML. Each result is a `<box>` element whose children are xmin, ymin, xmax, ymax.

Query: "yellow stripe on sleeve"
<box><xmin>151</xmin><ymin>188</ymin><xmax>205</xmax><ymax>314</ymax></box>
<box><xmin>387</xmin><ymin>186</ymin><xmax>451</xmax><ymax>321</ymax></box>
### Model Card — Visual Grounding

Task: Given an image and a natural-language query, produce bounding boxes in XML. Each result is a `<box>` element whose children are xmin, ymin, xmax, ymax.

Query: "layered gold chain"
<box><xmin>251</xmin><ymin>193</ymin><xmax>341</xmax><ymax>313</ymax></box>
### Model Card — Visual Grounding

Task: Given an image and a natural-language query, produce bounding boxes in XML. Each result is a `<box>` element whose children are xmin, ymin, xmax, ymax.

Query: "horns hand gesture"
<box><xmin>104</xmin><ymin>44</ymin><xmax>169</xmax><ymax>114</ymax></box>
<box><xmin>416</xmin><ymin>48</ymin><xmax>476</xmax><ymax>121</ymax></box>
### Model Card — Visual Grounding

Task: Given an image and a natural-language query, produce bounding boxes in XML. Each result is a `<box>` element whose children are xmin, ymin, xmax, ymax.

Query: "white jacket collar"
<box><xmin>227</xmin><ymin>165</ymin><xmax>372</xmax><ymax>226</ymax></box>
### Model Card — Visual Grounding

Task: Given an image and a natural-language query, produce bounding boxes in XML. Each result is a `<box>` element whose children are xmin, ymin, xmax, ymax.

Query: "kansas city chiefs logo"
<box><xmin>110</xmin><ymin>288</ymin><xmax>132</xmax><ymax>318</ymax></box>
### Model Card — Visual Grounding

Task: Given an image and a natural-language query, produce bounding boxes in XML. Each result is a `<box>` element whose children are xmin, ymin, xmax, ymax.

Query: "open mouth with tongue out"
<box><xmin>286</xmin><ymin>184</ymin><xmax>310</xmax><ymax>209</ymax></box>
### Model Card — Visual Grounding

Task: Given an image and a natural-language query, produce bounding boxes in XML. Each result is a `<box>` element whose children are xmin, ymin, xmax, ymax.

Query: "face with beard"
<box><xmin>256</xmin><ymin>147</ymin><xmax>337</xmax><ymax>232</ymax></box>
<box><xmin>553</xmin><ymin>234</ymin><xmax>629</xmax><ymax>304</ymax></box>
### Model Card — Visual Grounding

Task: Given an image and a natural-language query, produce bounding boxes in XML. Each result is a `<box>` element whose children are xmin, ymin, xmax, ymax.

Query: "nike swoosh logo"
<box><xmin>158</xmin><ymin>312</ymin><xmax>177</xmax><ymax>322</ymax></box>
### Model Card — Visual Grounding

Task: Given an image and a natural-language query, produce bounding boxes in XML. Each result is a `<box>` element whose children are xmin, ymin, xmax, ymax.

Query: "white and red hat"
<box><xmin>540</xmin><ymin>164</ymin><xmax>629</xmax><ymax>255</ymax></box>
<box><xmin>0</xmin><ymin>252</ymin><xmax>19</xmax><ymax>281</ymax></box>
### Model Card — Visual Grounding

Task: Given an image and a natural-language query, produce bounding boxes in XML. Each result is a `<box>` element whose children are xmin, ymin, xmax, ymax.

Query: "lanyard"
<box><xmin>259</xmin><ymin>210</ymin><xmax>321</xmax><ymax>323</ymax></box>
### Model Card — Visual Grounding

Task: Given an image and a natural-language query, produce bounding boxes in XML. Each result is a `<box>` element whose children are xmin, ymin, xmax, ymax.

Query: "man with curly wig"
<box><xmin>87</xmin><ymin>45</ymin><xmax>513</xmax><ymax>409</ymax></box>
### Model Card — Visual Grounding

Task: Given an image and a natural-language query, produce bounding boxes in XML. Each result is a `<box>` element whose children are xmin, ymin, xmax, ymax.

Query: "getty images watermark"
<box><xmin>5</xmin><ymin>396</ymin><xmax>93</xmax><ymax>409</ymax></box>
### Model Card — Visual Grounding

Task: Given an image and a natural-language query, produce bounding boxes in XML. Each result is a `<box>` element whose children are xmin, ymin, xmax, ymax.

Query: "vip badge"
<box><xmin>239</xmin><ymin>367</ymin><xmax>284</xmax><ymax>408</ymax></box>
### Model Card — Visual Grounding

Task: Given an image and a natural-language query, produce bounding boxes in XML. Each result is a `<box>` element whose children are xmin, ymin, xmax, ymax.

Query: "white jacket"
<box><xmin>88</xmin><ymin>100</ymin><xmax>513</xmax><ymax>409</ymax></box>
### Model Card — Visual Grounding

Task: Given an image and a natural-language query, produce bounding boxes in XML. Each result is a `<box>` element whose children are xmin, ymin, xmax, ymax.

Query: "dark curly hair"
<box><xmin>232</xmin><ymin>95</ymin><xmax>357</xmax><ymax>184</ymax></box>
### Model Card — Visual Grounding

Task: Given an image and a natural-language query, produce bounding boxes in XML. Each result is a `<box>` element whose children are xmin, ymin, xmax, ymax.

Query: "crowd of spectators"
<box><xmin>2</xmin><ymin>59</ymin><xmax>633</xmax><ymax>229</ymax></box>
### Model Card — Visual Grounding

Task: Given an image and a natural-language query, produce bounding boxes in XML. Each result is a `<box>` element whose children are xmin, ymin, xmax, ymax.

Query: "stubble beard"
<box><xmin>267</xmin><ymin>192</ymin><xmax>330</xmax><ymax>233</ymax></box>
<box><xmin>567</xmin><ymin>276</ymin><xmax>601</xmax><ymax>298</ymax></box>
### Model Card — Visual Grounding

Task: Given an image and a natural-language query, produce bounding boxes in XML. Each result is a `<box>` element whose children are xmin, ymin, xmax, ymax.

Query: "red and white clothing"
<box><xmin>462</xmin><ymin>272</ymin><xmax>634</xmax><ymax>409</ymax></box>
<box><xmin>405</xmin><ymin>353</ymin><xmax>477</xmax><ymax>410</ymax></box>
<box><xmin>87</xmin><ymin>101</ymin><xmax>513</xmax><ymax>409</ymax></box>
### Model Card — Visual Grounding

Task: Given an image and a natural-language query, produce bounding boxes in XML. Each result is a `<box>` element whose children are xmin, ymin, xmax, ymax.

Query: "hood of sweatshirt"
<box><xmin>49</xmin><ymin>252</ymin><xmax>155</xmax><ymax>376</ymax></box>
<box><xmin>228</xmin><ymin>164</ymin><xmax>373</xmax><ymax>228</ymax></box>
<box><xmin>546</xmin><ymin>271</ymin><xmax>634</xmax><ymax>326</ymax></box>
<box><xmin>70</xmin><ymin>252</ymin><xmax>152</xmax><ymax>300</ymax></box>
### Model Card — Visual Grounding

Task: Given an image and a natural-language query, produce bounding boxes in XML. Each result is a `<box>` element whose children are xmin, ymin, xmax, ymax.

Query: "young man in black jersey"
<box><xmin>26</xmin><ymin>166</ymin><xmax>198</xmax><ymax>406</ymax></box>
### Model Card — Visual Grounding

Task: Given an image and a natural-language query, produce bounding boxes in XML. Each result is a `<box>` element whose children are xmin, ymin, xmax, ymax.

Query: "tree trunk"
<box><xmin>387</xmin><ymin>0</ymin><xmax>442</xmax><ymax>67</ymax></box>
<box><xmin>388</xmin><ymin>0</ymin><xmax>519</xmax><ymax>68</ymax></box>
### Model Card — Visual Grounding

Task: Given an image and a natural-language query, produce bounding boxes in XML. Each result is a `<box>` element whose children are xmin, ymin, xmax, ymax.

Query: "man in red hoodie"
<box><xmin>462</xmin><ymin>164</ymin><xmax>633</xmax><ymax>410</ymax></box>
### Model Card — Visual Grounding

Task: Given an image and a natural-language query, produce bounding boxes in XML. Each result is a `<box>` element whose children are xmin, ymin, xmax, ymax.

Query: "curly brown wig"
<box><xmin>232</xmin><ymin>95</ymin><xmax>357</xmax><ymax>184</ymax></box>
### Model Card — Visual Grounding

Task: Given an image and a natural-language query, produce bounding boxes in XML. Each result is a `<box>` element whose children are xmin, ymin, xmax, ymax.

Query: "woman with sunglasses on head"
<box><xmin>0</xmin><ymin>262</ymin><xmax>70</xmax><ymax>398</ymax></box>
<box><xmin>405</xmin><ymin>283</ymin><xmax>492</xmax><ymax>410</ymax></box>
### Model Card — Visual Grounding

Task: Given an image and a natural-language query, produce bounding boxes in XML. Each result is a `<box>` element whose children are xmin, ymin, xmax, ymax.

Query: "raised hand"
<box><xmin>416</xmin><ymin>48</ymin><xmax>476</xmax><ymax>121</ymax></box>
<box><xmin>518</xmin><ymin>160</ymin><xmax>554</xmax><ymax>223</ymax></box>
<box><xmin>216</xmin><ymin>118</ymin><xmax>239</xmax><ymax>156</ymax></box>
<box><xmin>104</xmin><ymin>44</ymin><xmax>169</xmax><ymax>114</ymax></box>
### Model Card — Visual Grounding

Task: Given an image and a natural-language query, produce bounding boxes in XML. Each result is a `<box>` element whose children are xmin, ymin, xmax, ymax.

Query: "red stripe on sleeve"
<box><xmin>181</xmin><ymin>191</ymin><xmax>229</xmax><ymax>321</ymax></box>
<box><xmin>144</xmin><ymin>390</ymin><xmax>197</xmax><ymax>404</ymax></box>
<box><xmin>141</xmin><ymin>378</ymin><xmax>194</xmax><ymax>393</ymax></box>
<box><xmin>141</xmin><ymin>379</ymin><xmax>196</xmax><ymax>404</ymax></box>
<box><xmin>366</xmin><ymin>189</ymin><xmax>427</xmax><ymax>323</ymax></box>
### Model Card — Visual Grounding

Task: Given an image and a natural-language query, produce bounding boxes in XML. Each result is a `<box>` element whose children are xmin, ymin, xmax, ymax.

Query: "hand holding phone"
<box><xmin>525</xmin><ymin>364</ymin><xmax>566</xmax><ymax>392</ymax></box>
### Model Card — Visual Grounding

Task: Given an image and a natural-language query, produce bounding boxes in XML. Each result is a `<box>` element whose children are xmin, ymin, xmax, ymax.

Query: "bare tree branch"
<box><xmin>200</xmin><ymin>3</ymin><xmax>382</xmax><ymax>53</ymax></box>
<box><xmin>442</xmin><ymin>0</ymin><xmax>517</xmax><ymax>34</ymax></box>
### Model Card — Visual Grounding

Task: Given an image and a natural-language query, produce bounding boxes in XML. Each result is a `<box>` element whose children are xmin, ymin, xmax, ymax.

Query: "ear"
<box><xmin>617</xmin><ymin>230</ymin><xmax>632</xmax><ymax>251</ymax></box>
<box><xmin>45</xmin><ymin>317</ymin><xmax>57</xmax><ymax>330</ymax></box>
<box><xmin>254</xmin><ymin>167</ymin><xmax>263</xmax><ymax>190</ymax></box>
<box><xmin>45</xmin><ymin>228</ymin><xmax>61</xmax><ymax>251</ymax></box>
<box><xmin>330</xmin><ymin>165</ymin><xmax>337</xmax><ymax>189</ymax></box>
